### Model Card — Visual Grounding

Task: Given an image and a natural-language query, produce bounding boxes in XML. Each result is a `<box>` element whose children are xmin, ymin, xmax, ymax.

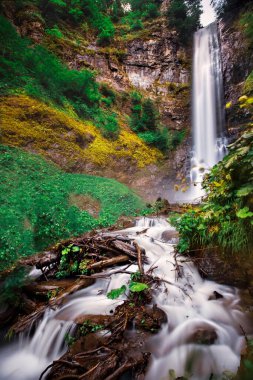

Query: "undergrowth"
<box><xmin>172</xmin><ymin>127</ymin><xmax>253</xmax><ymax>254</ymax></box>
<box><xmin>0</xmin><ymin>95</ymin><xmax>162</xmax><ymax>169</ymax></box>
<box><xmin>0</xmin><ymin>145</ymin><xmax>147</xmax><ymax>271</ymax></box>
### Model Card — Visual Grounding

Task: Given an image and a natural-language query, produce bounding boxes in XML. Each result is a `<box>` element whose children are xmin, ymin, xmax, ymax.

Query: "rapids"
<box><xmin>0</xmin><ymin>217</ymin><xmax>251</xmax><ymax>380</ymax></box>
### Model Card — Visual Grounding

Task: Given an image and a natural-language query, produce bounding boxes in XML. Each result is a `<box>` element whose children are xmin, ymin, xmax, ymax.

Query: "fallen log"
<box><xmin>18</xmin><ymin>252</ymin><xmax>59</xmax><ymax>269</ymax></box>
<box><xmin>111</xmin><ymin>240</ymin><xmax>147</xmax><ymax>263</ymax></box>
<box><xmin>49</xmin><ymin>279</ymin><xmax>94</xmax><ymax>307</ymax></box>
<box><xmin>87</xmin><ymin>255</ymin><xmax>130</xmax><ymax>271</ymax></box>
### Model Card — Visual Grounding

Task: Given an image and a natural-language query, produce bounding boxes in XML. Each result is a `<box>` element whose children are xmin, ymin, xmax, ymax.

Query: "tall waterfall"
<box><xmin>190</xmin><ymin>22</ymin><xmax>227</xmax><ymax>187</ymax></box>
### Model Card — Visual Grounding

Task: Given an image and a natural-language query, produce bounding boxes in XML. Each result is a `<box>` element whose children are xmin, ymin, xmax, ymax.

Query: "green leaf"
<box><xmin>129</xmin><ymin>282</ymin><xmax>148</xmax><ymax>293</ymax></box>
<box><xmin>72</xmin><ymin>246</ymin><xmax>80</xmax><ymax>252</ymax></box>
<box><xmin>62</xmin><ymin>248</ymin><xmax>70</xmax><ymax>255</ymax></box>
<box><xmin>236</xmin><ymin>185</ymin><xmax>253</xmax><ymax>197</ymax></box>
<box><xmin>107</xmin><ymin>285</ymin><xmax>126</xmax><ymax>299</ymax></box>
<box><xmin>236</xmin><ymin>207</ymin><xmax>253</xmax><ymax>219</ymax></box>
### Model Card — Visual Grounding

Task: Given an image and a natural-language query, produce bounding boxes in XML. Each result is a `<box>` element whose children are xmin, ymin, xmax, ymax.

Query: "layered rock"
<box><xmin>219</xmin><ymin>19</ymin><xmax>253</xmax><ymax>122</ymax></box>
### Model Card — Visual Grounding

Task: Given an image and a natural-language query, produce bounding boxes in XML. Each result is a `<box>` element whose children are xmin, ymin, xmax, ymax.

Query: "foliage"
<box><xmin>0</xmin><ymin>268</ymin><xmax>27</xmax><ymax>304</ymax></box>
<box><xmin>129</xmin><ymin>282</ymin><xmax>149</xmax><ymax>292</ymax></box>
<box><xmin>0</xmin><ymin>16</ymin><xmax>121</xmax><ymax>138</ymax></box>
<box><xmin>0</xmin><ymin>145</ymin><xmax>147</xmax><ymax>271</ymax></box>
<box><xmin>107</xmin><ymin>285</ymin><xmax>127</xmax><ymax>299</ymax></box>
<box><xmin>45</xmin><ymin>24</ymin><xmax>64</xmax><ymax>38</ymax></box>
<box><xmin>244</xmin><ymin>72</ymin><xmax>253</xmax><ymax>95</ymax></box>
<box><xmin>129</xmin><ymin>93</ymin><xmax>172</xmax><ymax>152</ymax></box>
<box><xmin>79</xmin><ymin>320</ymin><xmax>104</xmax><ymax>336</ymax></box>
<box><xmin>167</xmin><ymin>0</ymin><xmax>202</xmax><ymax>44</ymax></box>
<box><xmin>106</xmin><ymin>273</ymin><xmax>149</xmax><ymax>300</ymax></box>
<box><xmin>172</xmin><ymin>128</ymin><xmax>253</xmax><ymax>254</ymax></box>
<box><xmin>1</xmin><ymin>95</ymin><xmax>162</xmax><ymax>170</ymax></box>
<box><xmin>240</xmin><ymin>10</ymin><xmax>253</xmax><ymax>46</ymax></box>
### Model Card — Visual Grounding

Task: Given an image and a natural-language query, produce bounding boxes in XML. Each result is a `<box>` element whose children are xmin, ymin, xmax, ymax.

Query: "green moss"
<box><xmin>0</xmin><ymin>145</ymin><xmax>147</xmax><ymax>271</ymax></box>
<box><xmin>244</xmin><ymin>71</ymin><xmax>253</xmax><ymax>95</ymax></box>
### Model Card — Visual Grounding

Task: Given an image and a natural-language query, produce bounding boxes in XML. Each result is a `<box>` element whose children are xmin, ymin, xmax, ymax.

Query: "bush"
<box><xmin>45</xmin><ymin>24</ymin><xmax>64</xmax><ymax>38</ymax></box>
<box><xmin>167</xmin><ymin>0</ymin><xmax>202</xmax><ymax>44</ymax></box>
<box><xmin>173</xmin><ymin>129</ymin><xmax>253</xmax><ymax>254</ymax></box>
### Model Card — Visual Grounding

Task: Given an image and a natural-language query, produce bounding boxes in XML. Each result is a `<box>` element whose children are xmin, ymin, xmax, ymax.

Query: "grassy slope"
<box><xmin>0</xmin><ymin>145</ymin><xmax>147</xmax><ymax>271</ymax></box>
<box><xmin>0</xmin><ymin>95</ymin><xmax>162</xmax><ymax>170</ymax></box>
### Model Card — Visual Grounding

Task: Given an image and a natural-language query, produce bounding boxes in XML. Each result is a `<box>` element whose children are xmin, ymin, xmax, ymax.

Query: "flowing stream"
<box><xmin>0</xmin><ymin>218</ymin><xmax>252</xmax><ymax>380</ymax></box>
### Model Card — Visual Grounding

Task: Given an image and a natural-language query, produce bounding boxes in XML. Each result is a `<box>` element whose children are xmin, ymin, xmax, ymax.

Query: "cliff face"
<box><xmin>70</xmin><ymin>18</ymin><xmax>191</xmax><ymax>131</ymax></box>
<box><xmin>220</xmin><ymin>21</ymin><xmax>253</xmax><ymax>103</ymax></box>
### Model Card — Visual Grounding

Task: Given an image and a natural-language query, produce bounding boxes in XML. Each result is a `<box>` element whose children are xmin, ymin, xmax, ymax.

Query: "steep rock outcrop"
<box><xmin>73</xmin><ymin>18</ymin><xmax>191</xmax><ymax>130</ymax></box>
<box><xmin>220</xmin><ymin>21</ymin><xmax>253</xmax><ymax>102</ymax></box>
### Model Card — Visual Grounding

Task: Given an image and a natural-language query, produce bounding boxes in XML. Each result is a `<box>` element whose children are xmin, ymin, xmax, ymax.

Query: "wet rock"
<box><xmin>134</xmin><ymin>305</ymin><xmax>167</xmax><ymax>332</ymax></box>
<box><xmin>208</xmin><ymin>291</ymin><xmax>223</xmax><ymax>300</ymax></box>
<box><xmin>161</xmin><ymin>230</ymin><xmax>179</xmax><ymax>243</ymax></box>
<box><xmin>194</xmin><ymin>247</ymin><xmax>250</xmax><ymax>288</ymax></box>
<box><xmin>188</xmin><ymin>328</ymin><xmax>218</xmax><ymax>345</ymax></box>
<box><xmin>219</xmin><ymin>20</ymin><xmax>253</xmax><ymax>125</ymax></box>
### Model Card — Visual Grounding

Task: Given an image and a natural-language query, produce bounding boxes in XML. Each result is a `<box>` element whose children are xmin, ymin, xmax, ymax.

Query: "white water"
<box><xmin>0</xmin><ymin>218</ymin><xmax>251</xmax><ymax>380</ymax></box>
<box><xmin>173</xmin><ymin>23</ymin><xmax>227</xmax><ymax>203</ymax></box>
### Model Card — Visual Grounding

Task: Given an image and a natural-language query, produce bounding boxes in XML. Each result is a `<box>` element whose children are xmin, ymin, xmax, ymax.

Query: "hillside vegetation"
<box><xmin>0</xmin><ymin>145</ymin><xmax>147</xmax><ymax>271</ymax></box>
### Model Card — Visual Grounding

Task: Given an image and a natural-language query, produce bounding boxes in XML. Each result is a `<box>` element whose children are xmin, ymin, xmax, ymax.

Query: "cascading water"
<box><xmin>0</xmin><ymin>218</ymin><xmax>252</xmax><ymax>380</ymax></box>
<box><xmin>173</xmin><ymin>22</ymin><xmax>227</xmax><ymax>203</ymax></box>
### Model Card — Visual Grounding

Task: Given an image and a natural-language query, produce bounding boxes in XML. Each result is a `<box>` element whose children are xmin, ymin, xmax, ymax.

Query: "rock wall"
<box><xmin>73</xmin><ymin>17</ymin><xmax>191</xmax><ymax>131</ymax></box>
<box><xmin>219</xmin><ymin>20</ymin><xmax>253</xmax><ymax>104</ymax></box>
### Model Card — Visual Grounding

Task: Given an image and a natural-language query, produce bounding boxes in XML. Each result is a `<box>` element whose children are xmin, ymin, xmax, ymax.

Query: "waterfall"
<box><xmin>171</xmin><ymin>22</ymin><xmax>227</xmax><ymax>203</ymax></box>
<box><xmin>190</xmin><ymin>22</ymin><xmax>227</xmax><ymax>187</ymax></box>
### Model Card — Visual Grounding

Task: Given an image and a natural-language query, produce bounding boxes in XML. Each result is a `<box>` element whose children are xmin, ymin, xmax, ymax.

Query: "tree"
<box><xmin>167</xmin><ymin>0</ymin><xmax>202</xmax><ymax>44</ymax></box>
<box><xmin>211</xmin><ymin>0</ymin><xmax>251</xmax><ymax>18</ymax></box>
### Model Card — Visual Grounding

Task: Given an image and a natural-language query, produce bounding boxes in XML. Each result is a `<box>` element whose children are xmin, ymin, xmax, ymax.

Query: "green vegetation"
<box><xmin>172</xmin><ymin>129</ymin><xmax>253</xmax><ymax>254</ymax></box>
<box><xmin>107</xmin><ymin>272</ymin><xmax>149</xmax><ymax>300</ymax></box>
<box><xmin>167</xmin><ymin>0</ymin><xmax>202</xmax><ymax>44</ymax></box>
<box><xmin>129</xmin><ymin>92</ymin><xmax>172</xmax><ymax>152</ymax></box>
<box><xmin>0</xmin><ymin>15</ymin><xmax>120</xmax><ymax>138</ymax></box>
<box><xmin>119</xmin><ymin>0</ymin><xmax>161</xmax><ymax>32</ymax></box>
<box><xmin>0</xmin><ymin>145</ymin><xmax>146</xmax><ymax>271</ymax></box>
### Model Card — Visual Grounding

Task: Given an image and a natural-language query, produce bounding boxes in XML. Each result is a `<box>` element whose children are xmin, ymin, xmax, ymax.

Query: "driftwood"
<box><xmin>133</xmin><ymin>241</ymin><xmax>144</xmax><ymax>275</ymax></box>
<box><xmin>11</xmin><ymin>305</ymin><xmax>46</xmax><ymax>334</ymax></box>
<box><xmin>49</xmin><ymin>279</ymin><xmax>94</xmax><ymax>307</ymax></box>
<box><xmin>87</xmin><ymin>255</ymin><xmax>130</xmax><ymax>271</ymax></box>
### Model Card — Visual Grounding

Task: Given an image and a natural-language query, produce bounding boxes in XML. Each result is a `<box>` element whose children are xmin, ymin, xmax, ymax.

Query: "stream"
<box><xmin>0</xmin><ymin>217</ymin><xmax>252</xmax><ymax>380</ymax></box>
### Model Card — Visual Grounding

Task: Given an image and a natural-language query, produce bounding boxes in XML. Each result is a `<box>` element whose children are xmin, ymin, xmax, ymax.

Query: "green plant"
<box><xmin>167</xmin><ymin>0</ymin><xmax>202</xmax><ymax>44</ymax></box>
<box><xmin>173</xmin><ymin>129</ymin><xmax>253</xmax><ymax>254</ymax></box>
<box><xmin>79</xmin><ymin>320</ymin><xmax>104</xmax><ymax>336</ymax></box>
<box><xmin>45</xmin><ymin>25</ymin><xmax>64</xmax><ymax>39</ymax></box>
<box><xmin>64</xmin><ymin>333</ymin><xmax>76</xmax><ymax>347</ymax></box>
<box><xmin>107</xmin><ymin>285</ymin><xmax>127</xmax><ymax>299</ymax></box>
<box><xmin>129</xmin><ymin>282</ymin><xmax>149</xmax><ymax>292</ymax></box>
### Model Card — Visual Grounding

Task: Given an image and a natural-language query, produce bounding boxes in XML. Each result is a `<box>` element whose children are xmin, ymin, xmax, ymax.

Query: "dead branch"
<box><xmin>87</xmin><ymin>255</ymin><xmax>130</xmax><ymax>271</ymax></box>
<box><xmin>104</xmin><ymin>361</ymin><xmax>132</xmax><ymax>380</ymax></box>
<box><xmin>133</xmin><ymin>241</ymin><xmax>144</xmax><ymax>275</ymax></box>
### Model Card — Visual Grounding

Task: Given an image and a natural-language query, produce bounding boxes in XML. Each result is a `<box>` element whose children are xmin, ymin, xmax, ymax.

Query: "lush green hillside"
<box><xmin>0</xmin><ymin>145</ymin><xmax>147</xmax><ymax>271</ymax></box>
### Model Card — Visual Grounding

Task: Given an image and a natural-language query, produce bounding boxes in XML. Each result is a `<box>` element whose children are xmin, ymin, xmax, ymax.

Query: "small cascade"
<box><xmin>0</xmin><ymin>217</ymin><xmax>251</xmax><ymax>380</ymax></box>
